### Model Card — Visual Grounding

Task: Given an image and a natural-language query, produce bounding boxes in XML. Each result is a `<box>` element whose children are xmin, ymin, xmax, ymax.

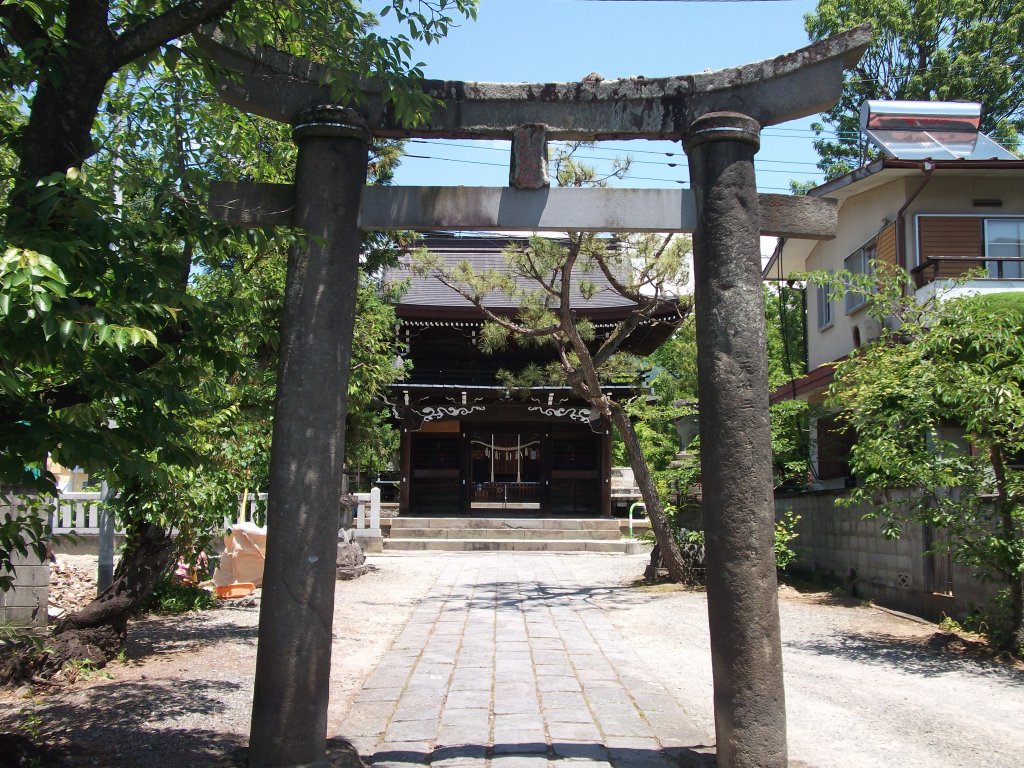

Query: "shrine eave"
<box><xmin>395</xmin><ymin>301</ymin><xmax>685</xmax><ymax>323</ymax></box>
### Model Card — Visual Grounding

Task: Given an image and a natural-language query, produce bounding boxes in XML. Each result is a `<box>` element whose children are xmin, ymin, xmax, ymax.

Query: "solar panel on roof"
<box><xmin>865</xmin><ymin>128</ymin><xmax>1018</xmax><ymax>161</ymax></box>
<box><xmin>860</xmin><ymin>100</ymin><xmax>1018</xmax><ymax>161</ymax></box>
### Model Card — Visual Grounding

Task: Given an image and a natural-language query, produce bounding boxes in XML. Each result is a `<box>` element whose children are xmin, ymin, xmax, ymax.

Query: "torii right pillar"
<box><xmin>686</xmin><ymin>112</ymin><xmax>787</xmax><ymax>768</ymax></box>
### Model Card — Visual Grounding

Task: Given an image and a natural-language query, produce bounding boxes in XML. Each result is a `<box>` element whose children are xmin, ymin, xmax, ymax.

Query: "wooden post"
<box><xmin>459</xmin><ymin>430</ymin><xmax>471</xmax><ymax>514</ymax></box>
<box><xmin>400</xmin><ymin>426</ymin><xmax>412</xmax><ymax>516</ymax></box>
<box><xmin>541</xmin><ymin>432</ymin><xmax>553</xmax><ymax>516</ymax></box>
<box><xmin>600</xmin><ymin>419</ymin><xmax>612</xmax><ymax>518</ymax></box>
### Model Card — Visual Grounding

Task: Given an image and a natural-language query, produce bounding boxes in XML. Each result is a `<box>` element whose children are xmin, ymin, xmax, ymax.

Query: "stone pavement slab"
<box><xmin>335</xmin><ymin>553</ymin><xmax>709</xmax><ymax>767</ymax></box>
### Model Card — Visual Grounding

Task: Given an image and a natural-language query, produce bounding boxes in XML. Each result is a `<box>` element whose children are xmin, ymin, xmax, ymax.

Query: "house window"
<box><xmin>984</xmin><ymin>218</ymin><xmax>1024</xmax><ymax>279</ymax></box>
<box><xmin>814</xmin><ymin>414</ymin><xmax>854</xmax><ymax>483</ymax></box>
<box><xmin>816</xmin><ymin>283</ymin><xmax>833</xmax><ymax>330</ymax></box>
<box><xmin>844</xmin><ymin>243</ymin><xmax>875</xmax><ymax>314</ymax></box>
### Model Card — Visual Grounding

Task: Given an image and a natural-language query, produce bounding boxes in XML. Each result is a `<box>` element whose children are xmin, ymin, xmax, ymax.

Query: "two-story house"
<box><xmin>764</xmin><ymin>100</ymin><xmax>1023</xmax><ymax>619</ymax></box>
<box><xmin>767</xmin><ymin>100</ymin><xmax>1024</xmax><ymax>486</ymax></box>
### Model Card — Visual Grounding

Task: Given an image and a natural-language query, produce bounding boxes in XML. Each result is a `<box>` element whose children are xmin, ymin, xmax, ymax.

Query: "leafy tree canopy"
<box><xmin>0</xmin><ymin>1</ymin><xmax>464</xmax><ymax>584</ymax></box>
<box><xmin>806</xmin><ymin>263</ymin><xmax>1024</xmax><ymax>651</ymax></box>
<box><xmin>805</xmin><ymin>0</ymin><xmax>1024</xmax><ymax>179</ymax></box>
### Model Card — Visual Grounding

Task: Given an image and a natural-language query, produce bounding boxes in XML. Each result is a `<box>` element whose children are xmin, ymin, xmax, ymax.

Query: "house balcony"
<box><xmin>911</xmin><ymin>255</ymin><xmax>1024</xmax><ymax>303</ymax></box>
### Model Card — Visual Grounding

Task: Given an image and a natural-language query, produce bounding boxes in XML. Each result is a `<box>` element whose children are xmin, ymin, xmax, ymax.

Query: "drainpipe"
<box><xmin>895</xmin><ymin>161</ymin><xmax>935</xmax><ymax>277</ymax></box>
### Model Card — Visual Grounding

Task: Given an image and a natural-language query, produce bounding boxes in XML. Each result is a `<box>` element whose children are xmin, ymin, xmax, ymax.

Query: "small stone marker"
<box><xmin>336</xmin><ymin>529</ymin><xmax>369</xmax><ymax>581</ymax></box>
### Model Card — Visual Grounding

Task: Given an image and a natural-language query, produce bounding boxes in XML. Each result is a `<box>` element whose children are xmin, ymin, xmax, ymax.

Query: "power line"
<box><xmin>404</xmin><ymin>140</ymin><xmax>826</xmax><ymax>180</ymax></box>
<box><xmin>576</xmin><ymin>1</ymin><xmax>806</xmax><ymax>3</ymax></box>
<box><xmin>406</xmin><ymin>138</ymin><xmax>826</xmax><ymax>166</ymax></box>
<box><xmin>398</xmin><ymin>150</ymin><xmax>805</xmax><ymax>192</ymax></box>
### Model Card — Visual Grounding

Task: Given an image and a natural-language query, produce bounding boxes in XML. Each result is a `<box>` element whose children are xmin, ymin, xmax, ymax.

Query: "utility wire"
<box><xmin>575</xmin><ymin>1</ymin><xmax>806</xmax><ymax>3</ymax></box>
<box><xmin>406</xmin><ymin>138</ymin><xmax>826</xmax><ymax>166</ymax></box>
<box><xmin>404</xmin><ymin>140</ymin><xmax>827</xmax><ymax>181</ymax></box>
<box><xmin>400</xmin><ymin>151</ymin><xmax>807</xmax><ymax>192</ymax></box>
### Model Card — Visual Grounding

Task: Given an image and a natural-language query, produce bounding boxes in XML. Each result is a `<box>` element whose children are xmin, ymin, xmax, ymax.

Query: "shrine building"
<box><xmin>382</xmin><ymin>232</ymin><xmax>681</xmax><ymax>517</ymax></box>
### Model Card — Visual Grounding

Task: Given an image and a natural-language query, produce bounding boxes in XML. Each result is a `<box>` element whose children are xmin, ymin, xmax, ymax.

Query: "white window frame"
<box><xmin>816</xmin><ymin>282</ymin><xmax>833</xmax><ymax>330</ymax></box>
<box><xmin>983</xmin><ymin>217</ymin><xmax>1024</xmax><ymax>279</ymax></box>
<box><xmin>844</xmin><ymin>242</ymin><xmax>875</xmax><ymax>314</ymax></box>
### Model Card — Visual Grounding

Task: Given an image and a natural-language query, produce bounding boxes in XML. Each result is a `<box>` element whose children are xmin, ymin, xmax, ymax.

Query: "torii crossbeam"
<box><xmin>202</xmin><ymin>24</ymin><xmax>870</xmax><ymax>768</ymax></box>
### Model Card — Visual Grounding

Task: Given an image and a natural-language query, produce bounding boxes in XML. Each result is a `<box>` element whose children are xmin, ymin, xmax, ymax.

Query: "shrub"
<box><xmin>137</xmin><ymin>577</ymin><xmax>216</xmax><ymax>615</ymax></box>
<box><xmin>774</xmin><ymin>509</ymin><xmax>801</xmax><ymax>571</ymax></box>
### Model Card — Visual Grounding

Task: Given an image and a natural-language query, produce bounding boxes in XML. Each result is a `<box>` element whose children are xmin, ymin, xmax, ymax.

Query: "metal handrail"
<box><xmin>911</xmin><ymin>255</ymin><xmax>1024</xmax><ymax>286</ymax></box>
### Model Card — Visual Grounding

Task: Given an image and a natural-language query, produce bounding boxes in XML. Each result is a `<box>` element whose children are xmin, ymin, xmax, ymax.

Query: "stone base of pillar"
<box><xmin>353</xmin><ymin>529</ymin><xmax>383</xmax><ymax>554</ymax></box>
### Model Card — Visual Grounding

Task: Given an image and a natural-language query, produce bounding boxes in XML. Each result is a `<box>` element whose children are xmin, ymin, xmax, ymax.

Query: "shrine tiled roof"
<box><xmin>384</xmin><ymin>232</ymin><xmax>639</xmax><ymax>315</ymax></box>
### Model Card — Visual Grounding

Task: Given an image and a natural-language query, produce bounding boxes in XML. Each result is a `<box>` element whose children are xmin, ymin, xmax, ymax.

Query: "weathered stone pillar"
<box><xmin>684</xmin><ymin>112</ymin><xmax>787</xmax><ymax>768</ymax></box>
<box><xmin>249</xmin><ymin>107</ymin><xmax>370</xmax><ymax>768</ymax></box>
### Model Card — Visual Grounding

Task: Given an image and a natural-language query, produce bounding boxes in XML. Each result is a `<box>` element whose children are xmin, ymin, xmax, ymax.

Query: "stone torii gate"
<box><xmin>203</xmin><ymin>25</ymin><xmax>869</xmax><ymax>768</ymax></box>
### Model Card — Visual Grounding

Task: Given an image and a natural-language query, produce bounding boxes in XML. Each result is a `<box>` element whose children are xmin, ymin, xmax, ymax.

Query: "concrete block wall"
<box><xmin>1</xmin><ymin>549</ymin><xmax>49</xmax><ymax>627</ymax></box>
<box><xmin>1</xmin><ymin>497</ymin><xmax>51</xmax><ymax>627</ymax></box>
<box><xmin>1</xmin><ymin>506</ymin><xmax>49</xmax><ymax>627</ymax></box>
<box><xmin>776</xmin><ymin>490</ymin><xmax>999</xmax><ymax>623</ymax></box>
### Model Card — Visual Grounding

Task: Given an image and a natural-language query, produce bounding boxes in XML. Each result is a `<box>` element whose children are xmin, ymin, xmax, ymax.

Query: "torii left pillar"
<box><xmin>249</xmin><ymin>107</ymin><xmax>370</xmax><ymax>768</ymax></box>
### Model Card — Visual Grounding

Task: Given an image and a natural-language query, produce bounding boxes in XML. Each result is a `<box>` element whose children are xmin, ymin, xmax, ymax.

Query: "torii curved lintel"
<box><xmin>197</xmin><ymin>24</ymin><xmax>871</xmax><ymax>138</ymax></box>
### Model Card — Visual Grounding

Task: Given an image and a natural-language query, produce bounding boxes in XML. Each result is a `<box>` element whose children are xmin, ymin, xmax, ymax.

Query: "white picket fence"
<box><xmin>49</xmin><ymin>491</ymin><xmax>115</xmax><ymax>535</ymax></box>
<box><xmin>225</xmin><ymin>489</ymin><xmax>381</xmax><ymax>533</ymax></box>
<box><xmin>44</xmin><ymin>488</ymin><xmax>380</xmax><ymax>536</ymax></box>
<box><xmin>225</xmin><ymin>492</ymin><xmax>269</xmax><ymax>528</ymax></box>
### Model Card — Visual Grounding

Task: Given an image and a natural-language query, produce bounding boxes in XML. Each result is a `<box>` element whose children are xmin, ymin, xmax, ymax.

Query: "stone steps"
<box><xmin>385</xmin><ymin>537</ymin><xmax>649</xmax><ymax>553</ymax></box>
<box><xmin>384</xmin><ymin>517</ymin><xmax>650</xmax><ymax>554</ymax></box>
<box><xmin>388</xmin><ymin>517</ymin><xmax>621</xmax><ymax>531</ymax></box>
<box><xmin>389</xmin><ymin>527</ymin><xmax>622</xmax><ymax>540</ymax></box>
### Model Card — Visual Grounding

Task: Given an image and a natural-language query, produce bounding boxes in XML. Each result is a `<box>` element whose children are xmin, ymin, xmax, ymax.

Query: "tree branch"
<box><xmin>592</xmin><ymin>246</ymin><xmax>639</xmax><ymax>303</ymax></box>
<box><xmin>113</xmin><ymin>0</ymin><xmax>236</xmax><ymax>69</ymax></box>
<box><xmin>520</xmin><ymin>247</ymin><xmax>561</xmax><ymax>300</ymax></box>
<box><xmin>592</xmin><ymin>308</ymin><xmax>649</xmax><ymax>369</ymax></box>
<box><xmin>0</xmin><ymin>3</ymin><xmax>49</xmax><ymax>62</ymax></box>
<box><xmin>37</xmin><ymin>324</ymin><xmax>186</xmax><ymax>415</ymax></box>
<box><xmin>428</xmin><ymin>270</ymin><xmax>560</xmax><ymax>339</ymax></box>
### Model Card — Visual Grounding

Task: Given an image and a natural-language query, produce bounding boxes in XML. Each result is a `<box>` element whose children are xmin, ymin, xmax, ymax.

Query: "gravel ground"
<box><xmin>565</xmin><ymin>555</ymin><xmax>1024</xmax><ymax>768</ymax></box>
<box><xmin>2</xmin><ymin>551</ymin><xmax>1023</xmax><ymax>767</ymax></box>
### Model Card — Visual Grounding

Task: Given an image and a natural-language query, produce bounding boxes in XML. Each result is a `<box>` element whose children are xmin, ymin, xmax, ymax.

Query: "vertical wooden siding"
<box><xmin>916</xmin><ymin>216</ymin><xmax>984</xmax><ymax>282</ymax></box>
<box><xmin>875</xmin><ymin>222</ymin><xmax>897</xmax><ymax>266</ymax></box>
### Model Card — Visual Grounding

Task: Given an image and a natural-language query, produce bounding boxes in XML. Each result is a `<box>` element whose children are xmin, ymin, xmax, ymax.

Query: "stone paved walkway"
<box><xmin>337</xmin><ymin>554</ymin><xmax>710</xmax><ymax>767</ymax></box>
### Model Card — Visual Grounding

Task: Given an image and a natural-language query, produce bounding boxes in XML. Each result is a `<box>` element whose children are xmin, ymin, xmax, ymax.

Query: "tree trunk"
<box><xmin>999</xmin><ymin>504</ymin><xmax>1024</xmax><ymax>651</ymax></box>
<box><xmin>1010</xmin><ymin>572</ymin><xmax>1024</xmax><ymax>653</ymax></box>
<box><xmin>14</xmin><ymin>0</ymin><xmax>237</xmax><ymax>185</ymax></box>
<box><xmin>18</xmin><ymin>63</ymin><xmax>111</xmax><ymax>185</ymax></box>
<box><xmin>46</xmin><ymin>522</ymin><xmax>174</xmax><ymax>674</ymax></box>
<box><xmin>608</xmin><ymin>401</ymin><xmax>691</xmax><ymax>584</ymax></box>
<box><xmin>15</xmin><ymin>0</ymin><xmax>116</xmax><ymax>186</ymax></box>
<box><xmin>989</xmin><ymin>445</ymin><xmax>1024</xmax><ymax>651</ymax></box>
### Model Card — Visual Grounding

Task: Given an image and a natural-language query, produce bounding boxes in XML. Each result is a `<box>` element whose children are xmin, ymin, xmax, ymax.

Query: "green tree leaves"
<box><xmin>0</xmin><ymin>1</ymin><xmax>471</xmax><ymax>585</ymax></box>
<box><xmin>805</xmin><ymin>0</ymin><xmax>1024</xmax><ymax>178</ymax></box>
<box><xmin>813</xmin><ymin>265</ymin><xmax>1024</xmax><ymax>650</ymax></box>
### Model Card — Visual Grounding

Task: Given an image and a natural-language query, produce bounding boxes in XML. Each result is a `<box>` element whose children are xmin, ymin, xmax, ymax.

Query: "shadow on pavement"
<box><xmin>786</xmin><ymin>629</ymin><xmax>1024</xmax><ymax>684</ymax></box>
<box><xmin>367</xmin><ymin>741</ymin><xmax>717</xmax><ymax>767</ymax></box>
<box><xmin>1</xmin><ymin>679</ymin><xmax>247</xmax><ymax>767</ymax></box>
<box><xmin>420</xmin><ymin>580</ymin><xmax>660</xmax><ymax>614</ymax></box>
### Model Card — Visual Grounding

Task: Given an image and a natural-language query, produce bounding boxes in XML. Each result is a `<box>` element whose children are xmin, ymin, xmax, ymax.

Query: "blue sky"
<box><xmin>379</xmin><ymin>0</ymin><xmax>833</xmax><ymax>193</ymax></box>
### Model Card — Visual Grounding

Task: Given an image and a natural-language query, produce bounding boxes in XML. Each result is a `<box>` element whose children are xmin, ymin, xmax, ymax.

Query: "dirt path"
<box><xmin>1</xmin><ymin>554</ymin><xmax>446</xmax><ymax>766</ymax></box>
<box><xmin>2</xmin><ymin>552</ymin><xmax>1022</xmax><ymax>767</ymax></box>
